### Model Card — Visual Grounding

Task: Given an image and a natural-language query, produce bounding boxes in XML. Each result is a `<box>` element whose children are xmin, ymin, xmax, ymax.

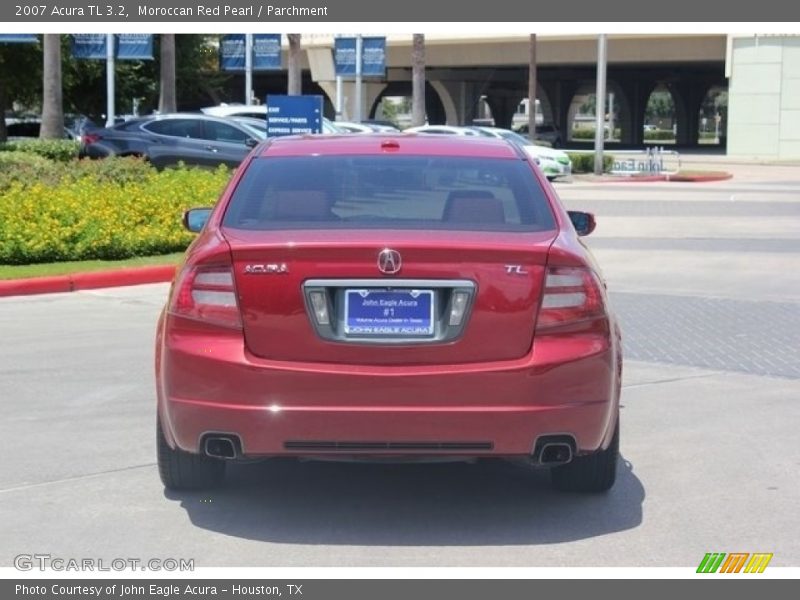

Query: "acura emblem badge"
<box><xmin>377</xmin><ymin>248</ymin><xmax>402</xmax><ymax>275</ymax></box>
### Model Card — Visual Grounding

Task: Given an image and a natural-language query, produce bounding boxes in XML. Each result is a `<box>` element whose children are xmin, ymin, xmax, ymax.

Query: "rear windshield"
<box><xmin>222</xmin><ymin>155</ymin><xmax>555</xmax><ymax>232</ymax></box>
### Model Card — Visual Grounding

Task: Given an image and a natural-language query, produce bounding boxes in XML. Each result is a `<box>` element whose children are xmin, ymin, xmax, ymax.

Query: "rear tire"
<box><xmin>157</xmin><ymin>418</ymin><xmax>225</xmax><ymax>490</ymax></box>
<box><xmin>551</xmin><ymin>419</ymin><xmax>618</xmax><ymax>493</ymax></box>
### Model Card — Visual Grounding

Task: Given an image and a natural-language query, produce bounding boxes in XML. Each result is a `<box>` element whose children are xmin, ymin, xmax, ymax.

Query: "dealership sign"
<box><xmin>266</xmin><ymin>95</ymin><xmax>323</xmax><ymax>137</ymax></box>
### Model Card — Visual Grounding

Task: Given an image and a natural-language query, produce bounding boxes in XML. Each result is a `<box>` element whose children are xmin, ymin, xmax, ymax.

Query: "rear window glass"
<box><xmin>222</xmin><ymin>155</ymin><xmax>555</xmax><ymax>232</ymax></box>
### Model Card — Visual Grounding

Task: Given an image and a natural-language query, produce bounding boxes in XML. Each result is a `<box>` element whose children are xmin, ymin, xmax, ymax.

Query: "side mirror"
<box><xmin>245</xmin><ymin>137</ymin><xmax>258</xmax><ymax>148</ymax></box>
<box><xmin>568</xmin><ymin>211</ymin><xmax>596</xmax><ymax>236</ymax></box>
<box><xmin>183</xmin><ymin>208</ymin><xmax>212</xmax><ymax>233</ymax></box>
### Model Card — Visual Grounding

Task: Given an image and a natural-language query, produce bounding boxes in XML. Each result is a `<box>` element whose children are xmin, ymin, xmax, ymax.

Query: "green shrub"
<box><xmin>0</xmin><ymin>155</ymin><xmax>156</xmax><ymax>192</ymax></box>
<box><xmin>0</xmin><ymin>139</ymin><xmax>80</xmax><ymax>162</ymax></box>
<box><xmin>0</xmin><ymin>164</ymin><xmax>232</xmax><ymax>264</ymax></box>
<box><xmin>571</xmin><ymin>129</ymin><xmax>595</xmax><ymax>140</ymax></box>
<box><xmin>643</xmin><ymin>130</ymin><xmax>675</xmax><ymax>141</ymax></box>
<box><xmin>0</xmin><ymin>151</ymin><xmax>67</xmax><ymax>191</ymax></box>
<box><xmin>567</xmin><ymin>152</ymin><xmax>614</xmax><ymax>173</ymax></box>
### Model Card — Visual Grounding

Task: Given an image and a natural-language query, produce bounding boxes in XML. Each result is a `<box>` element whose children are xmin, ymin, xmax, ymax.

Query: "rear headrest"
<box><xmin>272</xmin><ymin>190</ymin><xmax>332</xmax><ymax>220</ymax></box>
<box><xmin>443</xmin><ymin>190</ymin><xmax>505</xmax><ymax>223</ymax></box>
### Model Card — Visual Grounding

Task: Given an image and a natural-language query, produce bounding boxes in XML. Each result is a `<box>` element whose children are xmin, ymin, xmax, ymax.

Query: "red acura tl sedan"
<box><xmin>155</xmin><ymin>134</ymin><xmax>622</xmax><ymax>493</ymax></box>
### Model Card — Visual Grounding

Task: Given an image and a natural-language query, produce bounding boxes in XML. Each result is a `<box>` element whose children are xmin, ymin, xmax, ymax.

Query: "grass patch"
<box><xmin>0</xmin><ymin>252</ymin><xmax>183</xmax><ymax>280</ymax></box>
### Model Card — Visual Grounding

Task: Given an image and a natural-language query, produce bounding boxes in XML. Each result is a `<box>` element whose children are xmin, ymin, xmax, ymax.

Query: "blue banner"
<box><xmin>72</xmin><ymin>34</ymin><xmax>107</xmax><ymax>59</ymax></box>
<box><xmin>220</xmin><ymin>34</ymin><xmax>246</xmax><ymax>71</ymax></box>
<box><xmin>116</xmin><ymin>34</ymin><xmax>153</xmax><ymax>60</ymax></box>
<box><xmin>266</xmin><ymin>95</ymin><xmax>323</xmax><ymax>137</ymax></box>
<box><xmin>334</xmin><ymin>37</ymin><xmax>386</xmax><ymax>77</ymax></box>
<box><xmin>0</xmin><ymin>34</ymin><xmax>38</xmax><ymax>44</ymax></box>
<box><xmin>221</xmin><ymin>34</ymin><xmax>282</xmax><ymax>71</ymax></box>
<box><xmin>253</xmin><ymin>34</ymin><xmax>281</xmax><ymax>70</ymax></box>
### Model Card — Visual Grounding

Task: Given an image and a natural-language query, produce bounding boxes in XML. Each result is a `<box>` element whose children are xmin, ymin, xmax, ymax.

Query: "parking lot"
<box><xmin>1</xmin><ymin>164</ymin><xmax>799</xmax><ymax>567</ymax></box>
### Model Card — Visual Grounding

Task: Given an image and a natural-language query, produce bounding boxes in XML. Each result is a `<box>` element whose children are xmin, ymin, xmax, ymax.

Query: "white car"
<box><xmin>472</xmin><ymin>126</ymin><xmax>572</xmax><ymax>180</ymax></box>
<box><xmin>334</xmin><ymin>121</ymin><xmax>400</xmax><ymax>134</ymax></box>
<box><xmin>200</xmin><ymin>104</ymin><xmax>342</xmax><ymax>134</ymax></box>
<box><xmin>404</xmin><ymin>125</ymin><xmax>485</xmax><ymax>136</ymax></box>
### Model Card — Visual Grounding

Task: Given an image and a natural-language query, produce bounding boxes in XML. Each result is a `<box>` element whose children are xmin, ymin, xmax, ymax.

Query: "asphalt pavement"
<box><xmin>1</xmin><ymin>169</ymin><xmax>798</xmax><ymax>567</ymax></box>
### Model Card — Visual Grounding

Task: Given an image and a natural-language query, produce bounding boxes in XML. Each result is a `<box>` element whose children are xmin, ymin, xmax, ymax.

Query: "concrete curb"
<box><xmin>585</xmin><ymin>172</ymin><xmax>733</xmax><ymax>184</ymax></box>
<box><xmin>0</xmin><ymin>264</ymin><xmax>177</xmax><ymax>298</ymax></box>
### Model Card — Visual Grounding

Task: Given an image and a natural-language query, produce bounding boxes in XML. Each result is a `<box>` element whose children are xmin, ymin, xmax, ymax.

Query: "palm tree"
<box><xmin>158</xmin><ymin>34</ymin><xmax>176</xmax><ymax>113</ymax></box>
<box><xmin>40</xmin><ymin>34</ymin><xmax>64</xmax><ymax>139</ymax></box>
<box><xmin>411</xmin><ymin>34</ymin><xmax>425</xmax><ymax>126</ymax></box>
<box><xmin>287</xmin><ymin>34</ymin><xmax>302</xmax><ymax>95</ymax></box>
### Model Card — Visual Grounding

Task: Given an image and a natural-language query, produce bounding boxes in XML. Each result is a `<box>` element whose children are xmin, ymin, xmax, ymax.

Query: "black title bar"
<box><xmin>1</xmin><ymin>0</ymin><xmax>800</xmax><ymax>22</ymax></box>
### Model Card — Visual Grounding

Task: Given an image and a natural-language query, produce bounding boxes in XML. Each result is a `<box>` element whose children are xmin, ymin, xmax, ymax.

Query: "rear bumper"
<box><xmin>157</xmin><ymin>316</ymin><xmax>620</xmax><ymax>458</ymax></box>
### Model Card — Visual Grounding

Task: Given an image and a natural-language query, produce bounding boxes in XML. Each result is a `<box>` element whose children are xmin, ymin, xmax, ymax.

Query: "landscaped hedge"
<box><xmin>0</xmin><ymin>163</ymin><xmax>231</xmax><ymax>264</ymax></box>
<box><xmin>567</xmin><ymin>152</ymin><xmax>615</xmax><ymax>173</ymax></box>
<box><xmin>643</xmin><ymin>130</ymin><xmax>676</xmax><ymax>141</ymax></box>
<box><xmin>0</xmin><ymin>139</ymin><xmax>80</xmax><ymax>162</ymax></box>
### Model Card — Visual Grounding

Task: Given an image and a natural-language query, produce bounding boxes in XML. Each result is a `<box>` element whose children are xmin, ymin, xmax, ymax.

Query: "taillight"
<box><xmin>536</xmin><ymin>266</ymin><xmax>605</xmax><ymax>330</ymax></box>
<box><xmin>82</xmin><ymin>133</ymin><xmax>101</xmax><ymax>145</ymax></box>
<box><xmin>169</xmin><ymin>265</ymin><xmax>242</xmax><ymax>329</ymax></box>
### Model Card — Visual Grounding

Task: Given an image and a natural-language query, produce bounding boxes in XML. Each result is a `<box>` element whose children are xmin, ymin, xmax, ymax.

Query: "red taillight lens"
<box><xmin>536</xmin><ymin>266</ymin><xmax>605</xmax><ymax>330</ymax></box>
<box><xmin>82</xmin><ymin>133</ymin><xmax>101</xmax><ymax>145</ymax></box>
<box><xmin>169</xmin><ymin>265</ymin><xmax>242</xmax><ymax>329</ymax></box>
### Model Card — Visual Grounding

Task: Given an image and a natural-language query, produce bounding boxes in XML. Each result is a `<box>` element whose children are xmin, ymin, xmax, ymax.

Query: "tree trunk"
<box><xmin>0</xmin><ymin>86</ymin><xmax>7</xmax><ymax>143</ymax></box>
<box><xmin>528</xmin><ymin>34</ymin><xmax>537</xmax><ymax>141</ymax></box>
<box><xmin>159</xmin><ymin>34</ymin><xmax>177</xmax><ymax>113</ymax></box>
<box><xmin>287</xmin><ymin>34</ymin><xmax>302</xmax><ymax>95</ymax></box>
<box><xmin>40</xmin><ymin>34</ymin><xmax>64</xmax><ymax>139</ymax></box>
<box><xmin>411</xmin><ymin>34</ymin><xmax>426</xmax><ymax>127</ymax></box>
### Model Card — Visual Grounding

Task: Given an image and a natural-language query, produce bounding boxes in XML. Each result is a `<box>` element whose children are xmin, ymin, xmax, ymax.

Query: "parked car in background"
<box><xmin>404</xmin><ymin>125</ymin><xmax>487</xmax><ymax>136</ymax></box>
<box><xmin>516</xmin><ymin>123</ymin><xmax>563</xmax><ymax>147</ymax></box>
<box><xmin>79</xmin><ymin>113</ymin><xmax>265</xmax><ymax>169</ymax></box>
<box><xmin>335</xmin><ymin>121</ymin><xmax>400</xmax><ymax>133</ymax></box>
<box><xmin>156</xmin><ymin>134</ymin><xmax>622</xmax><ymax>494</ymax></box>
<box><xmin>4</xmin><ymin>114</ymin><xmax>96</xmax><ymax>141</ymax></box>
<box><xmin>200</xmin><ymin>104</ymin><xmax>342</xmax><ymax>134</ymax></box>
<box><xmin>471</xmin><ymin>126</ymin><xmax>572</xmax><ymax>180</ymax></box>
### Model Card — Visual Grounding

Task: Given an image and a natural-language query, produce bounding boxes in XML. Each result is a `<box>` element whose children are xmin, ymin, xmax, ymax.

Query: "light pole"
<box><xmin>354</xmin><ymin>34</ymin><xmax>363</xmax><ymax>122</ymax></box>
<box><xmin>593</xmin><ymin>34</ymin><xmax>608</xmax><ymax>175</ymax></box>
<box><xmin>244</xmin><ymin>33</ymin><xmax>253</xmax><ymax>105</ymax></box>
<box><xmin>105</xmin><ymin>33</ymin><xmax>115</xmax><ymax>127</ymax></box>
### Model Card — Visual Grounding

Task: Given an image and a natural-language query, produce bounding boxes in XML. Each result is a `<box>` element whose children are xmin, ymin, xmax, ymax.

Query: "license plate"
<box><xmin>344</xmin><ymin>289</ymin><xmax>434</xmax><ymax>336</ymax></box>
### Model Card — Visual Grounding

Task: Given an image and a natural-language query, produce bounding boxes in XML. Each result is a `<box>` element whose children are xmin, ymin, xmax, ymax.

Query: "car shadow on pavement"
<box><xmin>164</xmin><ymin>455</ymin><xmax>644</xmax><ymax>546</ymax></box>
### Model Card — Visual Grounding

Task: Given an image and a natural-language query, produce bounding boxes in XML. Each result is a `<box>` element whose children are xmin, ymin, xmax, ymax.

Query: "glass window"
<box><xmin>223</xmin><ymin>155</ymin><xmax>555</xmax><ymax>232</ymax></box>
<box><xmin>202</xmin><ymin>121</ymin><xmax>249</xmax><ymax>144</ymax></box>
<box><xmin>144</xmin><ymin>119</ymin><xmax>204</xmax><ymax>139</ymax></box>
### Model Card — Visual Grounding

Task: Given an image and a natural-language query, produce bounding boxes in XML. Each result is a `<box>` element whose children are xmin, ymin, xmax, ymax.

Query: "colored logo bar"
<box><xmin>697</xmin><ymin>553</ymin><xmax>773</xmax><ymax>573</ymax></box>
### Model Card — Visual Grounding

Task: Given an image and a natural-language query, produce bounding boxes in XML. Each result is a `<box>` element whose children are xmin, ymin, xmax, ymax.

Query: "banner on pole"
<box><xmin>221</xmin><ymin>34</ymin><xmax>281</xmax><ymax>71</ymax></box>
<box><xmin>0</xmin><ymin>34</ymin><xmax>38</xmax><ymax>44</ymax></box>
<box><xmin>116</xmin><ymin>34</ymin><xmax>153</xmax><ymax>60</ymax></box>
<box><xmin>253</xmin><ymin>34</ymin><xmax>281</xmax><ymax>70</ymax></box>
<box><xmin>334</xmin><ymin>37</ymin><xmax>386</xmax><ymax>77</ymax></box>
<box><xmin>72</xmin><ymin>34</ymin><xmax>107</xmax><ymax>59</ymax></box>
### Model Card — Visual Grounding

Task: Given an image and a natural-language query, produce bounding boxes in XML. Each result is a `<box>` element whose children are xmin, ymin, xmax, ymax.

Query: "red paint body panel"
<box><xmin>155</xmin><ymin>135</ymin><xmax>622</xmax><ymax>459</ymax></box>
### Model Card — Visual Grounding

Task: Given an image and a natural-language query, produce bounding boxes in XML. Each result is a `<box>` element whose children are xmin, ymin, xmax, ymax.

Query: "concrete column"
<box><xmin>670</xmin><ymin>81</ymin><xmax>706</xmax><ymax>146</ymax></box>
<box><xmin>429</xmin><ymin>80</ymin><xmax>489</xmax><ymax>125</ymax></box>
<box><xmin>484</xmin><ymin>93</ymin><xmax>525</xmax><ymax>129</ymax></box>
<box><xmin>542</xmin><ymin>79</ymin><xmax>579</xmax><ymax>142</ymax></box>
<box><xmin>317</xmin><ymin>81</ymin><xmax>387</xmax><ymax>121</ymax></box>
<box><xmin>614</xmin><ymin>79</ymin><xmax>656</xmax><ymax>145</ymax></box>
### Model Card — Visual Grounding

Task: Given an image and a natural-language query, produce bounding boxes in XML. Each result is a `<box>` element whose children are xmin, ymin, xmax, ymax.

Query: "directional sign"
<box><xmin>266</xmin><ymin>95</ymin><xmax>323</xmax><ymax>137</ymax></box>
